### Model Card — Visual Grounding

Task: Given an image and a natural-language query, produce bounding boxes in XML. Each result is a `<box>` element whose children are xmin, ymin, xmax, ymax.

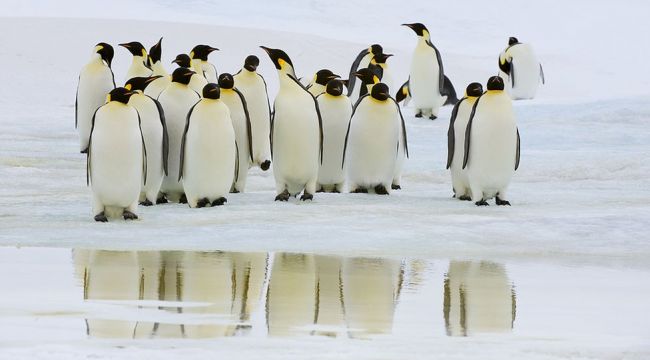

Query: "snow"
<box><xmin>1</xmin><ymin>0</ymin><xmax>650</xmax><ymax>358</ymax></box>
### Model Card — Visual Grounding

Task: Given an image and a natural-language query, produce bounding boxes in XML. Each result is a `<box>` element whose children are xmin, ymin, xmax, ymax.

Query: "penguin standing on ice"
<box><xmin>446</xmin><ymin>82</ymin><xmax>484</xmax><ymax>201</ymax></box>
<box><xmin>87</xmin><ymin>87</ymin><xmax>145</xmax><ymax>222</ymax></box>
<box><xmin>261</xmin><ymin>46</ymin><xmax>323</xmax><ymax>202</ymax></box>
<box><xmin>171</xmin><ymin>54</ymin><xmax>209</xmax><ymax>95</ymax></box>
<box><xmin>498</xmin><ymin>37</ymin><xmax>545</xmax><ymax>100</ymax></box>
<box><xmin>306</xmin><ymin>69</ymin><xmax>340</xmax><ymax>97</ymax></box>
<box><xmin>343</xmin><ymin>83</ymin><xmax>407</xmax><ymax>195</ymax></box>
<box><xmin>179</xmin><ymin>84</ymin><xmax>236</xmax><ymax>208</ymax></box>
<box><xmin>217</xmin><ymin>73</ymin><xmax>253</xmax><ymax>193</ymax></box>
<box><xmin>402</xmin><ymin>23</ymin><xmax>458</xmax><ymax>119</ymax></box>
<box><xmin>190</xmin><ymin>44</ymin><xmax>219</xmax><ymax>83</ymax></box>
<box><xmin>347</xmin><ymin>44</ymin><xmax>384</xmax><ymax>103</ymax></box>
<box><xmin>125</xmin><ymin>76</ymin><xmax>169</xmax><ymax>206</ymax></box>
<box><xmin>463</xmin><ymin>76</ymin><xmax>520</xmax><ymax>206</ymax></box>
<box><xmin>316</xmin><ymin>79</ymin><xmax>352</xmax><ymax>193</ymax></box>
<box><xmin>76</xmin><ymin>42</ymin><xmax>115</xmax><ymax>153</ymax></box>
<box><xmin>119</xmin><ymin>41</ymin><xmax>152</xmax><ymax>81</ymax></box>
<box><xmin>234</xmin><ymin>55</ymin><xmax>272</xmax><ymax>171</ymax></box>
<box><xmin>144</xmin><ymin>38</ymin><xmax>171</xmax><ymax>99</ymax></box>
<box><xmin>158</xmin><ymin>68</ymin><xmax>201</xmax><ymax>203</ymax></box>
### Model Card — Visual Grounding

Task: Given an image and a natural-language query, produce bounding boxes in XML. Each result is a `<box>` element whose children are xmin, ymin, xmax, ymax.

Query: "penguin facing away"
<box><xmin>124</xmin><ymin>76</ymin><xmax>169</xmax><ymax>206</ymax></box>
<box><xmin>76</xmin><ymin>42</ymin><xmax>115</xmax><ymax>153</ymax></box>
<box><xmin>446</xmin><ymin>82</ymin><xmax>484</xmax><ymax>201</ymax></box>
<box><xmin>233</xmin><ymin>55</ymin><xmax>272</xmax><ymax>171</ymax></box>
<box><xmin>157</xmin><ymin>67</ymin><xmax>201</xmax><ymax>203</ymax></box>
<box><xmin>347</xmin><ymin>44</ymin><xmax>384</xmax><ymax>103</ymax></box>
<box><xmin>190</xmin><ymin>44</ymin><xmax>219</xmax><ymax>83</ymax></box>
<box><xmin>217</xmin><ymin>73</ymin><xmax>254</xmax><ymax>193</ymax></box>
<box><xmin>463</xmin><ymin>76</ymin><xmax>520</xmax><ymax>206</ymax></box>
<box><xmin>316</xmin><ymin>79</ymin><xmax>352</xmax><ymax>193</ymax></box>
<box><xmin>261</xmin><ymin>46</ymin><xmax>323</xmax><ymax>202</ymax></box>
<box><xmin>179</xmin><ymin>84</ymin><xmax>236</xmax><ymax>208</ymax></box>
<box><xmin>144</xmin><ymin>38</ymin><xmax>171</xmax><ymax>99</ymax></box>
<box><xmin>306</xmin><ymin>69</ymin><xmax>340</xmax><ymax>96</ymax></box>
<box><xmin>343</xmin><ymin>83</ymin><xmax>407</xmax><ymax>195</ymax></box>
<box><xmin>498</xmin><ymin>36</ymin><xmax>545</xmax><ymax>100</ymax></box>
<box><xmin>119</xmin><ymin>41</ymin><xmax>152</xmax><ymax>82</ymax></box>
<box><xmin>171</xmin><ymin>53</ymin><xmax>209</xmax><ymax>95</ymax></box>
<box><xmin>87</xmin><ymin>87</ymin><xmax>146</xmax><ymax>222</ymax></box>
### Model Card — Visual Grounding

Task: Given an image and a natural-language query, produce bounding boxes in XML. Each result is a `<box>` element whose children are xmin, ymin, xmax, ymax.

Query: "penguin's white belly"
<box><xmin>409</xmin><ymin>49</ymin><xmax>443</xmax><ymax>109</ymax></box>
<box><xmin>508</xmin><ymin>45</ymin><xmax>541</xmax><ymax>99</ymax></box>
<box><xmin>144</xmin><ymin>75</ymin><xmax>170</xmax><ymax>99</ymax></box>
<box><xmin>129</xmin><ymin>95</ymin><xmax>164</xmax><ymax>198</ymax></box>
<box><xmin>234</xmin><ymin>72</ymin><xmax>271</xmax><ymax>165</ymax></box>
<box><xmin>346</xmin><ymin>100</ymin><xmax>399</xmax><ymax>188</ymax></box>
<box><xmin>308</xmin><ymin>83</ymin><xmax>326</xmax><ymax>97</ymax></box>
<box><xmin>221</xmin><ymin>91</ymin><xmax>250</xmax><ymax>191</ymax></box>
<box><xmin>318</xmin><ymin>96</ymin><xmax>352</xmax><ymax>186</ymax></box>
<box><xmin>125</xmin><ymin>58</ymin><xmax>152</xmax><ymax>82</ymax></box>
<box><xmin>77</xmin><ymin>63</ymin><xmax>114</xmax><ymax>152</ymax></box>
<box><xmin>202</xmin><ymin>62</ymin><xmax>218</xmax><ymax>83</ymax></box>
<box><xmin>158</xmin><ymin>85</ymin><xmax>199</xmax><ymax>196</ymax></box>
<box><xmin>450</xmin><ymin>100</ymin><xmax>475</xmax><ymax>195</ymax></box>
<box><xmin>91</xmin><ymin>105</ymin><xmax>142</xmax><ymax>208</ymax></box>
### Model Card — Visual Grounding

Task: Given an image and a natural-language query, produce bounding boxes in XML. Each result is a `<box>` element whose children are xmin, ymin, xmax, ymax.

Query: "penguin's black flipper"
<box><xmin>342</xmin><ymin>95</ymin><xmax>370</xmax><ymax>169</ymax></box>
<box><xmin>178</xmin><ymin>102</ymin><xmax>199</xmax><ymax>181</ymax></box>
<box><xmin>395</xmin><ymin>79</ymin><xmax>410</xmax><ymax>104</ymax></box>
<box><xmin>426</xmin><ymin>40</ymin><xmax>446</xmax><ymax>96</ymax></box>
<box><xmin>441</xmin><ymin>75</ymin><xmax>459</xmax><ymax>105</ymax></box>
<box><xmin>463</xmin><ymin>95</ymin><xmax>484</xmax><ymax>170</ymax></box>
<box><xmin>75</xmin><ymin>76</ymin><xmax>79</xmax><ymax>129</ymax></box>
<box><xmin>510</xmin><ymin>62</ymin><xmax>516</xmax><ymax>88</ymax></box>
<box><xmin>390</xmin><ymin>96</ymin><xmax>409</xmax><ymax>158</ymax></box>
<box><xmin>515</xmin><ymin>128</ymin><xmax>521</xmax><ymax>171</ymax></box>
<box><xmin>136</xmin><ymin>111</ymin><xmax>148</xmax><ymax>186</ymax></box>
<box><xmin>346</xmin><ymin>48</ymin><xmax>370</xmax><ymax>97</ymax></box>
<box><xmin>234</xmin><ymin>88</ymin><xmax>254</xmax><ymax>163</ymax></box>
<box><xmin>86</xmin><ymin>107</ymin><xmax>101</xmax><ymax>186</ymax></box>
<box><xmin>269</xmin><ymin>103</ymin><xmax>275</xmax><ymax>160</ymax></box>
<box><xmin>446</xmin><ymin>97</ymin><xmax>466</xmax><ymax>169</ymax></box>
<box><xmin>539</xmin><ymin>64</ymin><xmax>545</xmax><ymax>85</ymax></box>
<box><xmin>233</xmin><ymin>141</ymin><xmax>240</xmax><ymax>184</ymax></box>
<box><xmin>150</xmin><ymin>96</ymin><xmax>169</xmax><ymax>176</ymax></box>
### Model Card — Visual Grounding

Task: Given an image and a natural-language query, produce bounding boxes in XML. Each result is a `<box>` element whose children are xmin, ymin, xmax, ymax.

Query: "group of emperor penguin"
<box><xmin>75</xmin><ymin>24</ymin><xmax>544</xmax><ymax>222</ymax></box>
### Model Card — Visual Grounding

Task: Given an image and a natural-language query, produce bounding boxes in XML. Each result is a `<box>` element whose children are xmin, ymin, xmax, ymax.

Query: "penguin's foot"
<box><xmin>496</xmin><ymin>197</ymin><xmax>511</xmax><ymax>206</ymax></box>
<box><xmin>429</xmin><ymin>115</ymin><xmax>437</xmax><ymax>120</ymax></box>
<box><xmin>260</xmin><ymin>160</ymin><xmax>271</xmax><ymax>171</ymax></box>
<box><xmin>459</xmin><ymin>195</ymin><xmax>472</xmax><ymax>201</ymax></box>
<box><xmin>374</xmin><ymin>185</ymin><xmax>389</xmax><ymax>195</ymax></box>
<box><xmin>156</xmin><ymin>195</ymin><xmax>168</xmax><ymax>204</ymax></box>
<box><xmin>123</xmin><ymin>210</ymin><xmax>138</xmax><ymax>220</ymax></box>
<box><xmin>316</xmin><ymin>187</ymin><xmax>325</xmax><ymax>193</ymax></box>
<box><xmin>300</xmin><ymin>192</ymin><xmax>313</xmax><ymax>201</ymax></box>
<box><xmin>351</xmin><ymin>188</ymin><xmax>368</xmax><ymax>194</ymax></box>
<box><xmin>230</xmin><ymin>188</ymin><xmax>240</xmax><ymax>194</ymax></box>
<box><xmin>196</xmin><ymin>198</ymin><xmax>210</xmax><ymax>208</ymax></box>
<box><xmin>275</xmin><ymin>190</ymin><xmax>290</xmax><ymax>202</ymax></box>
<box><xmin>415</xmin><ymin>111</ymin><xmax>423</xmax><ymax>118</ymax></box>
<box><xmin>212</xmin><ymin>197</ymin><xmax>227</xmax><ymax>206</ymax></box>
<box><xmin>331</xmin><ymin>188</ymin><xmax>341</xmax><ymax>193</ymax></box>
<box><xmin>140</xmin><ymin>199</ymin><xmax>154</xmax><ymax>206</ymax></box>
<box><xmin>475</xmin><ymin>200</ymin><xmax>489</xmax><ymax>206</ymax></box>
<box><xmin>179</xmin><ymin>194</ymin><xmax>188</xmax><ymax>204</ymax></box>
<box><xmin>94</xmin><ymin>212</ymin><xmax>108</xmax><ymax>222</ymax></box>
<box><xmin>391</xmin><ymin>184</ymin><xmax>401</xmax><ymax>190</ymax></box>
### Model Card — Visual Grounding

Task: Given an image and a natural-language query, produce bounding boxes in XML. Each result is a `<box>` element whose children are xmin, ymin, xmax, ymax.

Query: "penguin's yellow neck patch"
<box><xmin>372</xmin><ymin>75</ymin><xmax>380</xmax><ymax>84</ymax></box>
<box><xmin>486</xmin><ymin>90</ymin><xmax>503</xmax><ymax>95</ymax></box>
<box><xmin>105</xmin><ymin>94</ymin><xmax>111</xmax><ymax>103</ymax></box>
<box><xmin>141</xmin><ymin>49</ymin><xmax>147</xmax><ymax>57</ymax></box>
<box><xmin>278</xmin><ymin>58</ymin><xmax>287</xmax><ymax>70</ymax></box>
<box><xmin>124</xmin><ymin>84</ymin><xmax>132</xmax><ymax>91</ymax></box>
<box><xmin>190</xmin><ymin>51</ymin><xmax>195</xmax><ymax>59</ymax></box>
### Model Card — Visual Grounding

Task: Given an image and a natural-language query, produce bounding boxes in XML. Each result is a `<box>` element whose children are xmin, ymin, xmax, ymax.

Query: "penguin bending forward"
<box><xmin>498</xmin><ymin>37</ymin><xmax>545</xmax><ymax>100</ymax></box>
<box><xmin>306</xmin><ymin>69</ymin><xmax>339</xmax><ymax>97</ymax></box>
<box><xmin>144</xmin><ymin>38</ymin><xmax>171</xmax><ymax>99</ymax></box>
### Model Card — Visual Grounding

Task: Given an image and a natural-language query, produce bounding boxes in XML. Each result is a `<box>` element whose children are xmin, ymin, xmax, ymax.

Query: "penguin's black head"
<box><xmin>487</xmin><ymin>76</ymin><xmax>505</xmax><ymax>91</ymax></box>
<box><xmin>244</xmin><ymin>55</ymin><xmax>260</xmax><ymax>72</ymax></box>
<box><xmin>218</xmin><ymin>73</ymin><xmax>235</xmax><ymax>89</ymax></box>
<box><xmin>202</xmin><ymin>83</ymin><xmax>221</xmax><ymax>99</ymax></box>
<box><xmin>371</xmin><ymin>53</ymin><xmax>393</xmax><ymax>65</ymax></box>
<box><xmin>260</xmin><ymin>46</ymin><xmax>294</xmax><ymax>72</ymax></box>
<box><xmin>119</xmin><ymin>41</ymin><xmax>147</xmax><ymax>57</ymax></box>
<box><xmin>149</xmin><ymin>37</ymin><xmax>163</xmax><ymax>64</ymax></box>
<box><xmin>465</xmin><ymin>82</ymin><xmax>484</xmax><ymax>97</ymax></box>
<box><xmin>509</xmin><ymin>37</ymin><xmax>519</xmax><ymax>46</ymax></box>
<box><xmin>314</xmin><ymin>69</ymin><xmax>339</xmax><ymax>86</ymax></box>
<box><xmin>190</xmin><ymin>45</ymin><xmax>219</xmax><ymax>61</ymax></box>
<box><xmin>355</xmin><ymin>67</ymin><xmax>382</xmax><ymax>85</ymax></box>
<box><xmin>370</xmin><ymin>83</ymin><xmax>390</xmax><ymax>101</ymax></box>
<box><xmin>94</xmin><ymin>42</ymin><xmax>114</xmax><ymax>67</ymax></box>
<box><xmin>172</xmin><ymin>54</ymin><xmax>191</xmax><ymax>68</ymax></box>
<box><xmin>171</xmin><ymin>67</ymin><xmax>195</xmax><ymax>85</ymax></box>
<box><xmin>325</xmin><ymin>79</ymin><xmax>344</xmax><ymax>96</ymax></box>
<box><xmin>125</xmin><ymin>76</ymin><xmax>163</xmax><ymax>92</ymax></box>
<box><xmin>107</xmin><ymin>87</ymin><xmax>135</xmax><ymax>104</ymax></box>
<box><xmin>369</xmin><ymin>44</ymin><xmax>383</xmax><ymax>55</ymax></box>
<box><xmin>402</xmin><ymin>23</ymin><xmax>429</xmax><ymax>37</ymax></box>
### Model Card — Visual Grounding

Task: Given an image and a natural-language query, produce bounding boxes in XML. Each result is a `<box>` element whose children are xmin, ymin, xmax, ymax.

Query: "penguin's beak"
<box><xmin>172</xmin><ymin>58</ymin><xmax>180</xmax><ymax>65</ymax></box>
<box><xmin>385</xmin><ymin>54</ymin><xmax>394</xmax><ymax>58</ymax></box>
<box><xmin>118</xmin><ymin>43</ymin><xmax>130</xmax><ymax>49</ymax></box>
<box><xmin>208</xmin><ymin>47</ymin><xmax>219</xmax><ymax>53</ymax></box>
<box><xmin>260</xmin><ymin>46</ymin><xmax>271</xmax><ymax>54</ymax></box>
<box><xmin>146</xmin><ymin>75</ymin><xmax>163</xmax><ymax>84</ymax></box>
<box><xmin>245</xmin><ymin>63</ymin><xmax>258</xmax><ymax>71</ymax></box>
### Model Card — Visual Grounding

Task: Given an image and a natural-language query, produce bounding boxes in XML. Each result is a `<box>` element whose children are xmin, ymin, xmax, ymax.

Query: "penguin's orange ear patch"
<box><xmin>125</xmin><ymin>84</ymin><xmax>132</xmax><ymax>91</ymax></box>
<box><xmin>278</xmin><ymin>58</ymin><xmax>287</xmax><ymax>70</ymax></box>
<box><xmin>106</xmin><ymin>94</ymin><xmax>111</xmax><ymax>103</ymax></box>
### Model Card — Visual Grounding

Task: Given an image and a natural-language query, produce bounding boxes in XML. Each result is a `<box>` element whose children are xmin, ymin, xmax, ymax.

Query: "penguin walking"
<box><xmin>402</xmin><ymin>23</ymin><xmax>458</xmax><ymax>119</ymax></box>
<box><xmin>499</xmin><ymin>37</ymin><xmax>545</xmax><ymax>100</ymax></box>
<box><xmin>157</xmin><ymin>68</ymin><xmax>201</xmax><ymax>203</ymax></box>
<box><xmin>446</xmin><ymin>82</ymin><xmax>484</xmax><ymax>200</ymax></box>
<box><xmin>119</xmin><ymin>42</ymin><xmax>152</xmax><ymax>82</ymax></box>
<box><xmin>346</xmin><ymin>44</ymin><xmax>384</xmax><ymax>103</ymax></box>
<box><xmin>261</xmin><ymin>46</ymin><xmax>323</xmax><ymax>202</ymax></box>
<box><xmin>316</xmin><ymin>79</ymin><xmax>352</xmax><ymax>193</ymax></box>
<box><xmin>125</xmin><ymin>76</ymin><xmax>169</xmax><ymax>206</ymax></box>
<box><xmin>234</xmin><ymin>55</ymin><xmax>272</xmax><ymax>171</ymax></box>
<box><xmin>343</xmin><ymin>83</ymin><xmax>407</xmax><ymax>195</ymax></box>
<box><xmin>190</xmin><ymin>45</ymin><xmax>219</xmax><ymax>83</ymax></box>
<box><xmin>170</xmin><ymin>54</ymin><xmax>209</xmax><ymax>95</ymax></box>
<box><xmin>87</xmin><ymin>87</ymin><xmax>145</xmax><ymax>222</ymax></box>
<box><xmin>217</xmin><ymin>73</ymin><xmax>253</xmax><ymax>193</ymax></box>
<box><xmin>144</xmin><ymin>38</ymin><xmax>171</xmax><ymax>99</ymax></box>
<box><xmin>306</xmin><ymin>69</ymin><xmax>339</xmax><ymax>96</ymax></box>
<box><xmin>76</xmin><ymin>42</ymin><xmax>115</xmax><ymax>153</ymax></box>
<box><xmin>179</xmin><ymin>84</ymin><xmax>236</xmax><ymax>208</ymax></box>
<box><xmin>463</xmin><ymin>76</ymin><xmax>520</xmax><ymax>206</ymax></box>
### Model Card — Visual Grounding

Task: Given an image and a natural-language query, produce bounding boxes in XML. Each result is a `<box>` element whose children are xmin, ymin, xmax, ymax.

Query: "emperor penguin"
<box><xmin>260</xmin><ymin>46</ymin><xmax>323</xmax><ymax>202</ymax></box>
<box><xmin>125</xmin><ymin>76</ymin><xmax>169</xmax><ymax>206</ymax></box>
<box><xmin>402</xmin><ymin>23</ymin><xmax>458</xmax><ymax>119</ymax></box>
<box><xmin>346</xmin><ymin>44</ymin><xmax>384</xmax><ymax>103</ymax></box>
<box><xmin>395</xmin><ymin>80</ymin><xmax>412</xmax><ymax>107</ymax></box>
<box><xmin>87</xmin><ymin>87</ymin><xmax>145</xmax><ymax>222</ymax></box>
<box><xmin>446</xmin><ymin>82</ymin><xmax>484</xmax><ymax>200</ymax></box>
<box><xmin>306</xmin><ymin>69</ymin><xmax>340</xmax><ymax>96</ymax></box>
<box><xmin>463</xmin><ymin>76</ymin><xmax>520</xmax><ymax>206</ymax></box>
<box><xmin>190</xmin><ymin>44</ymin><xmax>219</xmax><ymax>83</ymax></box>
<box><xmin>157</xmin><ymin>67</ymin><xmax>201</xmax><ymax>203</ymax></box>
<box><xmin>234</xmin><ymin>55</ymin><xmax>272</xmax><ymax>171</ymax></box>
<box><xmin>343</xmin><ymin>83</ymin><xmax>408</xmax><ymax>195</ymax></box>
<box><xmin>76</xmin><ymin>42</ymin><xmax>115</xmax><ymax>153</ymax></box>
<box><xmin>498</xmin><ymin>37</ymin><xmax>545</xmax><ymax>100</ymax></box>
<box><xmin>354</xmin><ymin>65</ymin><xmax>383</xmax><ymax>97</ymax></box>
<box><xmin>170</xmin><ymin>53</ymin><xmax>209</xmax><ymax>95</ymax></box>
<box><xmin>179</xmin><ymin>84</ymin><xmax>236</xmax><ymax>208</ymax></box>
<box><xmin>144</xmin><ymin>37</ymin><xmax>171</xmax><ymax>99</ymax></box>
<box><xmin>316</xmin><ymin>79</ymin><xmax>352</xmax><ymax>193</ymax></box>
<box><xmin>217</xmin><ymin>73</ymin><xmax>253</xmax><ymax>193</ymax></box>
<box><xmin>119</xmin><ymin>41</ymin><xmax>152</xmax><ymax>82</ymax></box>
<box><xmin>370</xmin><ymin>53</ymin><xmax>394</xmax><ymax>92</ymax></box>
